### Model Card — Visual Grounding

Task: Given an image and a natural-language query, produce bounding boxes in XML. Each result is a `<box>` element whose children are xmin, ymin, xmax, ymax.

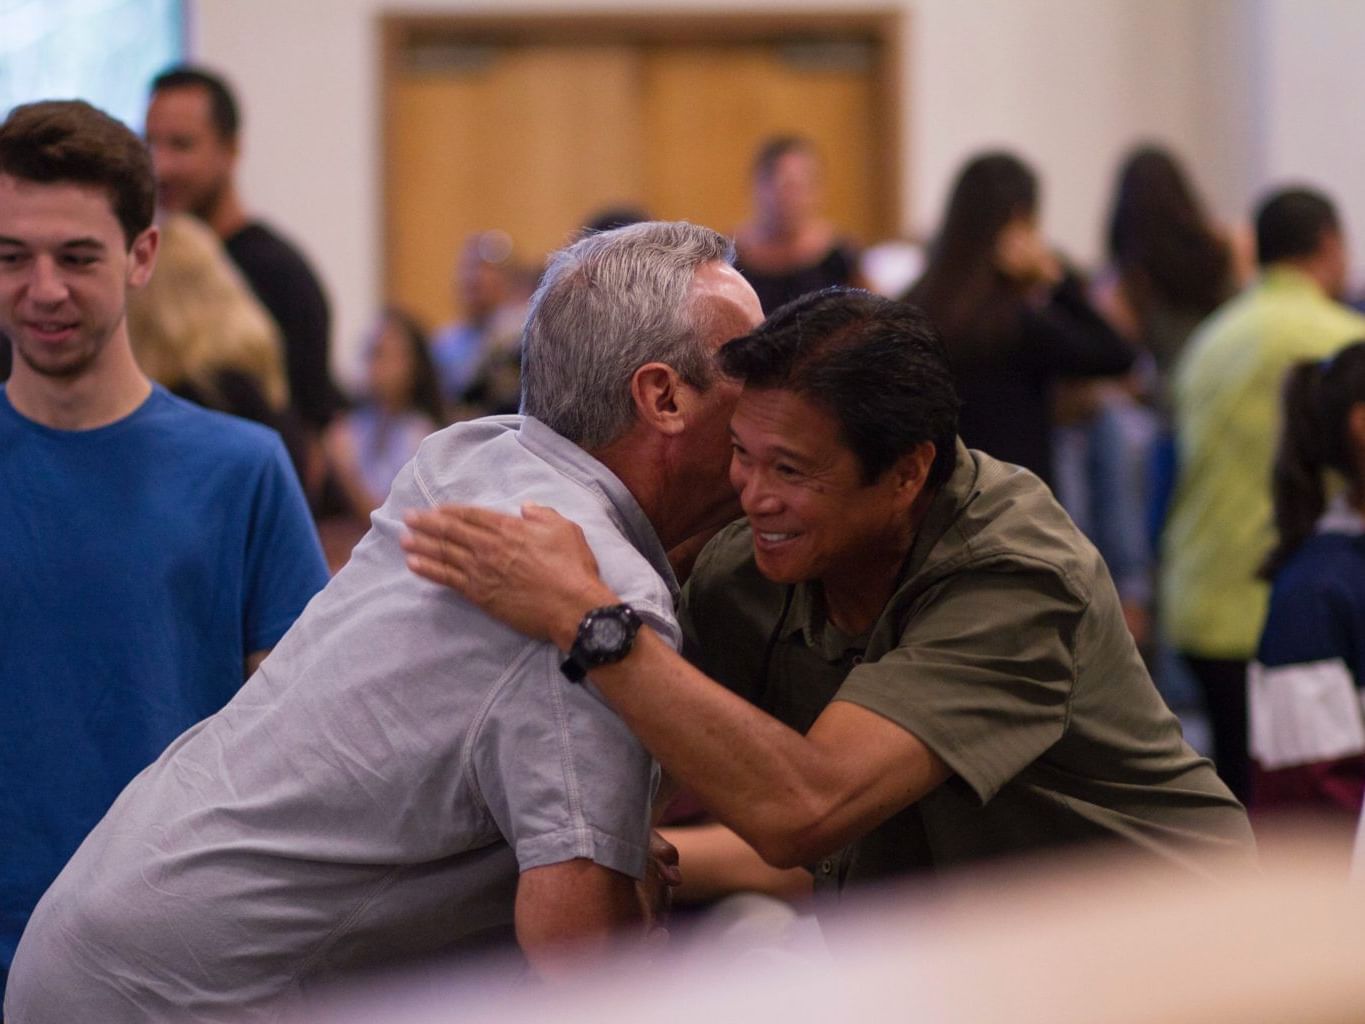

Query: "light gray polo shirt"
<box><xmin>7</xmin><ymin>416</ymin><xmax>678</xmax><ymax>1024</ymax></box>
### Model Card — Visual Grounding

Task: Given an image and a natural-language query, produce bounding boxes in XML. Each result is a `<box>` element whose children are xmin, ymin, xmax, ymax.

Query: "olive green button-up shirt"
<box><xmin>682</xmin><ymin>441</ymin><xmax>1254</xmax><ymax>893</ymax></box>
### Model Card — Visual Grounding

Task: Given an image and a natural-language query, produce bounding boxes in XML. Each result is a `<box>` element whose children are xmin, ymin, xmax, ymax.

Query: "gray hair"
<box><xmin>520</xmin><ymin>220</ymin><xmax>735</xmax><ymax>448</ymax></box>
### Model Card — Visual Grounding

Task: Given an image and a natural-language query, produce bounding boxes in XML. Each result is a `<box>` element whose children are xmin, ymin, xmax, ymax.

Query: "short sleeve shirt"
<box><xmin>225</xmin><ymin>220</ymin><xmax>340</xmax><ymax>428</ymax></box>
<box><xmin>0</xmin><ymin>385</ymin><xmax>327</xmax><ymax>993</ymax></box>
<box><xmin>7</xmin><ymin>417</ymin><xmax>675</xmax><ymax>1023</ymax></box>
<box><xmin>683</xmin><ymin>441</ymin><xmax>1254</xmax><ymax>893</ymax></box>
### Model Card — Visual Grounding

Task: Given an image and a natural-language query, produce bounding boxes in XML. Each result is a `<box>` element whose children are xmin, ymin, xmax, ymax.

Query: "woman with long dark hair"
<box><xmin>1066</xmin><ymin>147</ymin><xmax>1242</xmax><ymax>649</ymax></box>
<box><xmin>1106</xmin><ymin>144</ymin><xmax>1238</xmax><ymax>390</ymax></box>
<box><xmin>1097</xmin><ymin>145</ymin><xmax>1244</xmax><ymax>550</ymax></box>
<box><xmin>1249</xmin><ymin>341</ymin><xmax>1365</xmax><ymax>828</ymax></box>
<box><xmin>903</xmin><ymin>151</ymin><xmax>1134</xmax><ymax>487</ymax></box>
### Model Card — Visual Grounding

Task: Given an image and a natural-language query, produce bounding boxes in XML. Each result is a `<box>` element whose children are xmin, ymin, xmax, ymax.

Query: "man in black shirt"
<box><xmin>145</xmin><ymin>65</ymin><xmax>341</xmax><ymax>432</ymax></box>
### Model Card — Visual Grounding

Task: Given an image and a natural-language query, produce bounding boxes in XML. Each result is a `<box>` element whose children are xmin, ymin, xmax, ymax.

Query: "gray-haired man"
<box><xmin>7</xmin><ymin>222</ymin><xmax>763</xmax><ymax>1022</ymax></box>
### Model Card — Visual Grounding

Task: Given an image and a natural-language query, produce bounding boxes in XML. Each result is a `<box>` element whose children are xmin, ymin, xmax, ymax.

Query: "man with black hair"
<box><xmin>1162</xmin><ymin>186</ymin><xmax>1365</xmax><ymax>805</ymax></box>
<box><xmin>404</xmin><ymin>288</ymin><xmax>1255</xmax><ymax>899</ymax></box>
<box><xmin>146</xmin><ymin>64</ymin><xmax>341</xmax><ymax>433</ymax></box>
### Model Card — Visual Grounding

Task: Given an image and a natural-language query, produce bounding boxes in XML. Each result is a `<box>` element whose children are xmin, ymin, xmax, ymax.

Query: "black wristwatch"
<box><xmin>560</xmin><ymin>604</ymin><xmax>642</xmax><ymax>682</ymax></box>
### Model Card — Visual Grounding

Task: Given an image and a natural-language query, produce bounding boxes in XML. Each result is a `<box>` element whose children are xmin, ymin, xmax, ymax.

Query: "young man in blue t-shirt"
<box><xmin>0</xmin><ymin>99</ymin><xmax>328</xmax><ymax>997</ymax></box>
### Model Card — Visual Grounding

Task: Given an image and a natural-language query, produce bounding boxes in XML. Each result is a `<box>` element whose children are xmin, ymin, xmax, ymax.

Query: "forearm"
<box><xmin>400</xmin><ymin>503</ymin><xmax>946</xmax><ymax>862</ymax></box>
<box><xmin>593</xmin><ymin>630</ymin><xmax>846</xmax><ymax>865</ymax></box>
<box><xmin>662</xmin><ymin>822</ymin><xmax>812</xmax><ymax>904</ymax></box>
<box><xmin>1035</xmin><ymin>274</ymin><xmax>1137</xmax><ymax>376</ymax></box>
<box><xmin>543</xmin><ymin>586</ymin><xmax>881</xmax><ymax>867</ymax></box>
<box><xmin>515</xmin><ymin>859</ymin><xmax>644</xmax><ymax>978</ymax></box>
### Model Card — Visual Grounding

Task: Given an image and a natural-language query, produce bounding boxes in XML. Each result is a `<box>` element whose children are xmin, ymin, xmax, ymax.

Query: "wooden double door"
<box><xmin>382</xmin><ymin>14</ymin><xmax>901</xmax><ymax>327</ymax></box>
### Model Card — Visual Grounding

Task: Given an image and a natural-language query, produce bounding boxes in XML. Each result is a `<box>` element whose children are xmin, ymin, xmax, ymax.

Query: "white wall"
<box><xmin>1259</xmin><ymin>0</ymin><xmax>1365</xmax><ymax>280</ymax></box>
<box><xmin>189</xmin><ymin>0</ymin><xmax>1361</xmax><ymax>380</ymax></box>
<box><xmin>1185</xmin><ymin>0</ymin><xmax>1264</xmax><ymax>227</ymax></box>
<box><xmin>910</xmin><ymin>0</ymin><xmax>1208</xmax><ymax>252</ymax></box>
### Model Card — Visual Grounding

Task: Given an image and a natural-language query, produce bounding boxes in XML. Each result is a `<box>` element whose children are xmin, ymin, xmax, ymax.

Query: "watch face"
<box><xmin>585</xmin><ymin>614</ymin><xmax>629</xmax><ymax>654</ymax></box>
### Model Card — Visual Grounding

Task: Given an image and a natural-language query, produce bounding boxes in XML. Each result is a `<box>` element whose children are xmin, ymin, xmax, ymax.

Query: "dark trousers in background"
<box><xmin>1181</xmin><ymin>654</ymin><xmax>1250</xmax><ymax>806</ymax></box>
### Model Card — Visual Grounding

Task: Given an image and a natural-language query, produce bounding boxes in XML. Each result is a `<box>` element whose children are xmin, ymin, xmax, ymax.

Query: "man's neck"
<box><xmin>589</xmin><ymin>431</ymin><xmax>703</xmax><ymax>554</ymax></box>
<box><xmin>822</xmin><ymin>556</ymin><xmax>905</xmax><ymax>637</ymax></box>
<box><xmin>822</xmin><ymin>487</ymin><xmax>937</xmax><ymax>636</ymax></box>
<box><xmin>1268</xmin><ymin>257</ymin><xmax>1338</xmax><ymax>299</ymax></box>
<box><xmin>7</xmin><ymin>333</ymin><xmax>152</xmax><ymax>431</ymax></box>
<box><xmin>204</xmin><ymin>186</ymin><xmax>250</xmax><ymax>241</ymax></box>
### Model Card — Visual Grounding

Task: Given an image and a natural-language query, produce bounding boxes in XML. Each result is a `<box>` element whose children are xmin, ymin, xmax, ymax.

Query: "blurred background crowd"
<box><xmin>5</xmin><ymin>0</ymin><xmax>1365</xmax><ymax>835</ymax></box>
<box><xmin>4</xmin><ymin>1</ymin><xmax>1365</xmax><ymax>1012</ymax></box>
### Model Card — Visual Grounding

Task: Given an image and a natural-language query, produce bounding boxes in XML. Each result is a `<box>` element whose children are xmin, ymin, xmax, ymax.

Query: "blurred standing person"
<box><xmin>128</xmin><ymin>212</ymin><xmax>287</xmax><ymax>414</ymax></box>
<box><xmin>429</xmin><ymin>229</ymin><xmax>529</xmax><ymax>417</ymax></box>
<box><xmin>1104</xmin><ymin>144</ymin><xmax>1240</xmax><ymax>398</ymax></box>
<box><xmin>145</xmin><ymin>66</ymin><xmax>342</xmax><ymax>438</ymax></box>
<box><xmin>125</xmin><ymin>211</ymin><xmax>315</xmax><ymax>485</ymax></box>
<box><xmin>1099</xmin><ymin>143</ymin><xmax>1243</xmax><ymax>541</ymax></box>
<box><xmin>1249</xmin><ymin>341</ymin><xmax>1365</xmax><ymax>833</ymax></box>
<box><xmin>1163</xmin><ymin>187</ymin><xmax>1365</xmax><ymax>804</ymax></box>
<box><xmin>903</xmin><ymin>151</ymin><xmax>1134</xmax><ymax>489</ymax></box>
<box><xmin>323</xmin><ymin>308</ymin><xmax>444</xmax><ymax>565</ymax></box>
<box><xmin>734</xmin><ymin>135</ymin><xmax>861</xmax><ymax>314</ymax></box>
<box><xmin>1060</xmin><ymin>145</ymin><xmax>1243</xmax><ymax>648</ymax></box>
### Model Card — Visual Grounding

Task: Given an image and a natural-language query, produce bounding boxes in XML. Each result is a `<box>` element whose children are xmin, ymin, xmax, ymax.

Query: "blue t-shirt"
<box><xmin>0</xmin><ymin>384</ymin><xmax>329</xmax><ymax>989</ymax></box>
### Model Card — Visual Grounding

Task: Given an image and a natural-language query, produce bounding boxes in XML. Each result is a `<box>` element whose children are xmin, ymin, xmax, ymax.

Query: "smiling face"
<box><xmin>145</xmin><ymin>85</ymin><xmax>235</xmax><ymax>219</ymax></box>
<box><xmin>729</xmin><ymin>386</ymin><xmax>930</xmax><ymax>597</ymax></box>
<box><xmin>0</xmin><ymin>174</ymin><xmax>157</xmax><ymax>384</ymax></box>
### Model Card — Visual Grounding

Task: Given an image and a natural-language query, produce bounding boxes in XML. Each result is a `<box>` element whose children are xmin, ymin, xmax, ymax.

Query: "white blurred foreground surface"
<box><xmin>291</xmin><ymin>833</ymin><xmax>1365</xmax><ymax>1024</ymax></box>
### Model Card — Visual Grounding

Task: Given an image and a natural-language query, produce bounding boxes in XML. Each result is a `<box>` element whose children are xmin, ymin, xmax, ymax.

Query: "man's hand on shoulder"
<box><xmin>402</xmin><ymin>502</ymin><xmax>618</xmax><ymax>650</ymax></box>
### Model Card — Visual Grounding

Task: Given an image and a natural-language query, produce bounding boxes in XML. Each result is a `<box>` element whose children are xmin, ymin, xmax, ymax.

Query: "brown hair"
<box><xmin>1106</xmin><ymin>144</ymin><xmax>1232</xmax><ymax>317</ymax></box>
<box><xmin>0</xmin><ymin>99</ymin><xmax>155</xmax><ymax>248</ymax></box>
<box><xmin>752</xmin><ymin>135</ymin><xmax>818</xmax><ymax>181</ymax></box>
<box><xmin>902</xmin><ymin>150</ymin><xmax>1038</xmax><ymax>348</ymax></box>
<box><xmin>152</xmin><ymin>65</ymin><xmax>240</xmax><ymax>141</ymax></box>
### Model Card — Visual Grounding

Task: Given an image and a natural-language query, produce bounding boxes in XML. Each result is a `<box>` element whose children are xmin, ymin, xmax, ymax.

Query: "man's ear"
<box><xmin>126</xmin><ymin>225</ymin><xmax>159</xmax><ymax>290</ymax></box>
<box><xmin>630</xmin><ymin>361</ymin><xmax>687</xmax><ymax>436</ymax></box>
<box><xmin>889</xmin><ymin>441</ymin><xmax>936</xmax><ymax>509</ymax></box>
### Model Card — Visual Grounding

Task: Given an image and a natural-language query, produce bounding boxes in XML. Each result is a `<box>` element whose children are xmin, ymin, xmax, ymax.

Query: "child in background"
<box><xmin>1251</xmin><ymin>340</ymin><xmax>1365</xmax><ymax>835</ymax></box>
<box><xmin>325</xmin><ymin>309</ymin><xmax>445</xmax><ymax>522</ymax></box>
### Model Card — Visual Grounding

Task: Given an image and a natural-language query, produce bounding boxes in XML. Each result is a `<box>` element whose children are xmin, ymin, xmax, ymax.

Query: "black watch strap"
<box><xmin>560</xmin><ymin>604</ymin><xmax>642</xmax><ymax>683</ymax></box>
